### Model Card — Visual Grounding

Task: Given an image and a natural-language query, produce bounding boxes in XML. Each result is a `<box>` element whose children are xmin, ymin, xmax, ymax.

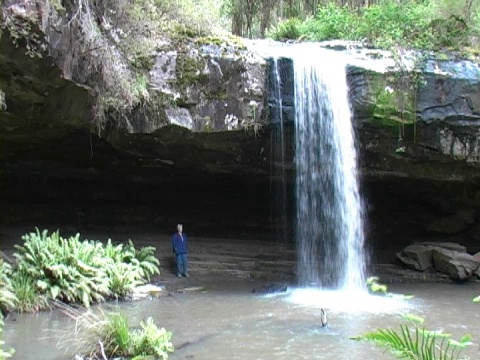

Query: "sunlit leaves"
<box><xmin>366</xmin><ymin>276</ymin><xmax>414</xmax><ymax>300</ymax></box>
<box><xmin>353</xmin><ymin>320</ymin><xmax>472</xmax><ymax>360</ymax></box>
<box><xmin>403</xmin><ymin>313</ymin><xmax>425</xmax><ymax>324</ymax></box>
<box><xmin>11</xmin><ymin>228</ymin><xmax>160</xmax><ymax>309</ymax></box>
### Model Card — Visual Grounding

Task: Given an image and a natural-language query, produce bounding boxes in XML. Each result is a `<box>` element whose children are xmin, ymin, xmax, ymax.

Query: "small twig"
<box><xmin>98</xmin><ymin>340</ymin><xmax>108</xmax><ymax>360</ymax></box>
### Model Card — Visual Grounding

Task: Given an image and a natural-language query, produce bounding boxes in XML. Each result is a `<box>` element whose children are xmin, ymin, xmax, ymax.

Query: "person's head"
<box><xmin>177</xmin><ymin>224</ymin><xmax>183</xmax><ymax>233</ymax></box>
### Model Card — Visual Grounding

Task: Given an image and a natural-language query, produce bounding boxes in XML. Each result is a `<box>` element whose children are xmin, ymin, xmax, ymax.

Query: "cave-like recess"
<box><xmin>3</xmin><ymin>30</ymin><xmax>480</xmax><ymax>265</ymax></box>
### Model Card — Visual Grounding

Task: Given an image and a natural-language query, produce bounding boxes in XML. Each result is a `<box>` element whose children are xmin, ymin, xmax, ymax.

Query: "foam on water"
<box><xmin>287</xmin><ymin>288</ymin><xmax>414</xmax><ymax>314</ymax></box>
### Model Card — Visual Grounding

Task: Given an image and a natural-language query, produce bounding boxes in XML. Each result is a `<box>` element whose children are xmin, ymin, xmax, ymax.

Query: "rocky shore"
<box><xmin>4</xmin><ymin>225</ymin><xmax>479</xmax><ymax>297</ymax></box>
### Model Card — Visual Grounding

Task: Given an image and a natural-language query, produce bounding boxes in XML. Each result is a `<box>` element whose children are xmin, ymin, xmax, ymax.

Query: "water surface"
<box><xmin>4</xmin><ymin>282</ymin><xmax>480</xmax><ymax>360</ymax></box>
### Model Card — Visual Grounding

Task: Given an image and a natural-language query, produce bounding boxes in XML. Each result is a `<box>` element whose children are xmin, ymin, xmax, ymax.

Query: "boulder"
<box><xmin>397</xmin><ymin>244</ymin><xmax>434</xmax><ymax>271</ymax></box>
<box><xmin>432</xmin><ymin>248</ymin><xmax>480</xmax><ymax>281</ymax></box>
<box><xmin>419</xmin><ymin>242</ymin><xmax>467</xmax><ymax>252</ymax></box>
<box><xmin>475</xmin><ymin>252</ymin><xmax>480</xmax><ymax>279</ymax></box>
<box><xmin>396</xmin><ymin>242</ymin><xmax>467</xmax><ymax>271</ymax></box>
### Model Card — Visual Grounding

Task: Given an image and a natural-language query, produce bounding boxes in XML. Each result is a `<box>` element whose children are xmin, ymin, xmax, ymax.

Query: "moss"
<box><xmin>367</xmin><ymin>71</ymin><xmax>417</xmax><ymax>128</ymax></box>
<box><xmin>149</xmin><ymin>91</ymin><xmax>177</xmax><ymax>109</ymax></box>
<box><xmin>171</xmin><ymin>23</ymin><xmax>200</xmax><ymax>38</ymax></box>
<box><xmin>372</xmin><ymin>113</ymin><xmax>415</xmax><ymax>128</ymax></box>
<box><xmin>195</xmin><ymin>34</ymin><xmax>246</xmax><ymax>50</ymax></box>
<box><xmin>197</xmin><ymin>115</ymin><xmax>213</xmax><ymax>132</ymax></box>
<box><xmin>175</xmin><ymin>52</ymin><xmax>208</xmax><ymax>88</ymax></box>
<box><xmin>129</xmin><ymin>53</ymin><xmax>156</xmax><ymax>71</ymax></box>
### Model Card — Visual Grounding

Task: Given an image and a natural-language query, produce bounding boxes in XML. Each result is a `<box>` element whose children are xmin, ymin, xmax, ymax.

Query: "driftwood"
<box><xmin>251</xmin><ymin>283</ymin><xmax>288</xmax><ymax>295</ymax></box>
<box><xmin>177</xmin><ymin>286</ymin><xmax>206</xmax><ymax>294</ymax></box>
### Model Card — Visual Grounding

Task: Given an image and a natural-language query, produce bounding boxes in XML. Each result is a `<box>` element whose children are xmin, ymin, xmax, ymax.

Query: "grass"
<box><xmin>56</xmin><ymin>303</ymin><xmax>174</xmax><ymax>359</ymax></box>
<box><xmin>11</xmin><ymin>271</ymin><xmax>49</xmax><ymax>313</ymax></box>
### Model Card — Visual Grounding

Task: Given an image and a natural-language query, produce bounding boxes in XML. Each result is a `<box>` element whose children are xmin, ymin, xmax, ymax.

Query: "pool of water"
<box><xmin>4</xmin><ymin>282</ymin><xmax>480</xmax><ymax>360</ymax></box>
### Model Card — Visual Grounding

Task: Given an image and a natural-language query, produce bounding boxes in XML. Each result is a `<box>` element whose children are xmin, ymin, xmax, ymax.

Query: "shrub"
<box><xmin>59</xmin><ymin>307</ymin><xmax>174</xmax><ymax>359</ymax></box>
<box><xmin>357</xmin><ymin>1</ymin><xmax>433</xmax><ymax>49</ymax></box>
<box><xmin>266</xmin><ymin>0</ymin><xmax>477</xmax><ymax>51</ymax></box>
<box><xmin>269</xmin><ymin>18</ymin><xmax>303</xmax><ymax>40</ymax></box>
<box><xmin>11</xmin><ymin>271</ymin><xmax>49</xmax><ymax>313</ymax></box>
<box><xmin>13</xmin><ymin>229</ymin><xmax>160</xmax><ymax>308</ymax></box>
<box><xmin>306</xmin><ymin>3</ymin><xmax>357</xmax><ymax>42</ymax></box>
<box><xmin>0</xmin><ymin>260</ymin><xmax>16</xmax><ymax>314</ymax></box>
<box><xmin>131</xmin><ymin>317</ymin><xmax>174</xmax><ymax>359</ymax></box>
<box><xmin>104</xmin><ymin>240</ymin><xmax>160</xmax><ymax>298</ymax></box>
<box><xmin>14</xmin><ymin>230</ymin><xmax>111</xmax><ymax>307</ymax></box>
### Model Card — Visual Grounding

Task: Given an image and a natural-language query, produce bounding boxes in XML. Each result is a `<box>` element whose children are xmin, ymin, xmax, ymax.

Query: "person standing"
<box><xmin>172</xmin><ymin>223</ymin><xmax>189</xmax><ymax>277</ymax></box>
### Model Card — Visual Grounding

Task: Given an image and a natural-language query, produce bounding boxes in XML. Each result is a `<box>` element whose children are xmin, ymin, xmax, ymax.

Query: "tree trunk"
<box><xmin>260</xmin><ymin>0</ymin><xmax>272</xmax><ymax>37</ymax></box>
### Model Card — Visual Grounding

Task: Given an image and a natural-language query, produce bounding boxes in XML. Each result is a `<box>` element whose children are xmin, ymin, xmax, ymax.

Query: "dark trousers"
<box><xmin>175</xmin><ymin>253</ymin><xmax>188</xmax><ymax>275</ymax></box>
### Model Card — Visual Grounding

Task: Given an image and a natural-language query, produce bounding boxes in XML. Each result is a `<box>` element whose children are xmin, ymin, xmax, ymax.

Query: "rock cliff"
<box><xmin>2</xmin><ymin>1</ymin><xmax>480</xmax><ymax>257</ymax></box>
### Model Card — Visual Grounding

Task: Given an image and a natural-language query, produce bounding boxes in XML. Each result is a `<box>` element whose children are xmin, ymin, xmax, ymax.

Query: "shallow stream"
<box><xmin>4</xmin><ymin>282</ymin><xmax>480</xmax><ymax>360</ymax></box>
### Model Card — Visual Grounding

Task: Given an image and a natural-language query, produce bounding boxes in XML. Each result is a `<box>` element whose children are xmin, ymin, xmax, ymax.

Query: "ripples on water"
<box><xmin>4</xmin><ymin>283</ymin><xmax>480</xmax><ymax>360</ymax></box>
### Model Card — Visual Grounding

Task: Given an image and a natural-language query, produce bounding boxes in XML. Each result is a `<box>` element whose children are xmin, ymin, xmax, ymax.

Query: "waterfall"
<box><xmin>270</xmin><ymin>57</ymin><xmax>288</xmax><ymax>244</ymax></box>
<box><xmin>293</xmin><ymin>48</ymin><xmax>366</xmax><ymax>290</ymax></box>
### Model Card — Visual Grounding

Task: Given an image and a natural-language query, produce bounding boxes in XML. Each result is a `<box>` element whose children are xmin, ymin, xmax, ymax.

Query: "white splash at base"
<box><xmin>287</xmin><ymin>288</ymin><xmax>414</xmax><ymax>314</ymax></box>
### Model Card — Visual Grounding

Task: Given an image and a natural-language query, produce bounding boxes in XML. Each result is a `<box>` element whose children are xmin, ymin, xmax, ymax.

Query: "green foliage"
<box><xmin>267</xmin><ymin>0</ymin><xmax>480</xmax><ymax>51</ymax></box>
<box><xmin>104</xmin><ymin>240</ymin><xmax>160</xmax><ymax>298</ymax></box>
<box><xmin>60</xmin><ymin>308</ymin><xmax>174</xmax><ymax>359</ymax></box>
<box><xmin>105</xmin><ymin>312</ymin><xmax>132</xmax><ymax>355</ymax></box>
<box><xmin>355</xmin><ymin>1</ymin><xmax>433</xmax><ymax>49</ymax></box>
<box><xmin>12</xmin><ymin>229</ymin><xmax>160</xmax><ymax>309</ymax></box>
<box><xmin>195</xmin><ymin>34</ymin><xmax>246</xmax><ymax>49</ymax></box>
<box><xmin>367</xmin><ymin>276</ymin><xmax>388</xmax><ymax>294</ymax></box>
<box><xmin>0</xmin><ymin>260</ymin><xmax>16</xmax><ymax>314</ymax></box>
<box><xmin>0</xmin><ymin>316</ymin><xmax>14</xmax><ymax>360</ymax></box>
<box><xmin>473</xmin><ymin>295</ymin><xmax>480</xmax><ymax>303</ymax></box>
<box><xmin>303</xmin><ymin>3</ymin><xmax>356</xmax><ymax>42</ymax></box>
<box><xmin>2</xmin><ymin>8</ymin><xmax>44</xmax><ymax>58</ymax></box>
<box><xmin>131</xmin><ymin>317</ymin><xmax>174</xmax><ymax>359</ymax></box>
<box><xmin>11</xmin><ymin>271</ymin><xmax>49</xmax><ymax>313</ymax></box>
<box><xmin>14</xmin><ymin>229</ymin><xmax>110</xmax><ymax>307</ymax></box>
<box><xmin>352</xmin><ymin>315</ymin><xmax>473</xmax><ymax>360</ymax></box>
<box><xmin>366</xmin><ymin>277</ymin><xmax>414</xmax><ymax>299</ymax></box>
<box><xmin>269</xmin><ymin>18</ymin><xmax>303</xmax><ymax>40</ymax></box>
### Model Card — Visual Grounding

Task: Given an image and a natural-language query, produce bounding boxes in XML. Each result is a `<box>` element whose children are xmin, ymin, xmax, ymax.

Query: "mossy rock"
<box><xmin>175</xmin><ymin>52</ymin><xmax>208</xmax><ymax>88</ymax></box>
<box><xmin>195</xmin><ymin>34</ymin><xmax>246</xmax><ymax>50</ymax></box>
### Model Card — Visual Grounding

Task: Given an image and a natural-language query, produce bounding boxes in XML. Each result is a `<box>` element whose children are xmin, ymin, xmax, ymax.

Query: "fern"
<box><xmin>11</xmin><ymin>229</ymin><xmax>161</xmax><ymax>309</ymax></box>
<box><xmin>107</xmin><ymin>262</ymin><xmax>143</xmax><ymax>298</ymax></box>
<box><xmin>0</xmin><ymin>260</ymin><xmax>17</xmax><ymax>313</ymax></box>
<box><xmin>352</xmin><ymin>317</ymin><xmax>472</xmax><ymax>360</ymax></box>
<box><xmin>14</xmin><ymin>229</ymin><xmax>110</xmax><ymax>307</ymax></box>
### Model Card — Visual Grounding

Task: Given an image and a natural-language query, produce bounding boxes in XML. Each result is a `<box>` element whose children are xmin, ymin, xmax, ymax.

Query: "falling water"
<box><xmin>293</xmin><ymin>47</ymin><xmax>367</xmax><ymax>290</ymax></box>
<box><xmin>270</xmin><ymin>57</ymin><xmax>288</xmax><ymax>244</ymax></box>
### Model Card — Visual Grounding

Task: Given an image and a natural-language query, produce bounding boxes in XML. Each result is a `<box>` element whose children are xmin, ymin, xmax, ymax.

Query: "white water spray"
<box><xmin>292</xmin><ymin>46</ymin><xmax>367</xmax><ymax>291</ymax></box>
<box><xmin>270</xmin><ymin>57</ymin><xmax>288</xmax><ymax>244</ymax></box>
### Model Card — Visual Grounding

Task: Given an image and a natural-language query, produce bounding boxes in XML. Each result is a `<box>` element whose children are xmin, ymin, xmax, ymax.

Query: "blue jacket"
<box><xmin>172</xmin><ymin>232</ymin><xmax>188</xmax><ymax>255</ymax></box>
